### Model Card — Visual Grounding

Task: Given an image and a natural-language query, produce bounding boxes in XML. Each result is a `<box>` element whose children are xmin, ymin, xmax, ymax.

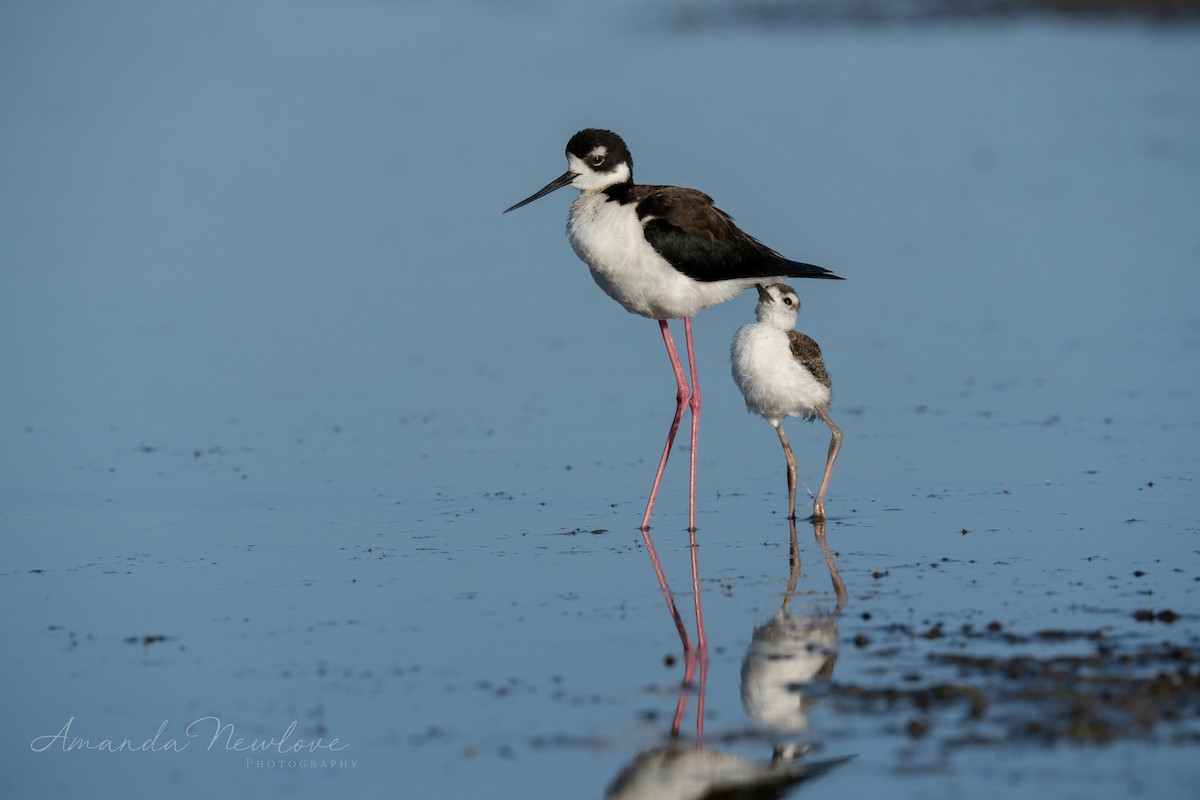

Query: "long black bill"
<box><xmin>503</xmin><ymin>171</ymin><xmax>576</xmax><ymax>213</ymax></box>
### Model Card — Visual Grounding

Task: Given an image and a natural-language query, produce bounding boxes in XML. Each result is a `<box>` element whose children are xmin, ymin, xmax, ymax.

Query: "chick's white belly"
<box><xmin>731</xmin><ymin>324</ymin><xmax>831</xmax><ymax>422</ymax></box>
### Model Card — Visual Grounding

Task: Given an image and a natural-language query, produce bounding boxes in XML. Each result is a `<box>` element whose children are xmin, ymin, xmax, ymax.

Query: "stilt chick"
<box><xmin>731</xmin><ymin>284</ymin><xmax>842</xmax><ymax>521</ymax></box>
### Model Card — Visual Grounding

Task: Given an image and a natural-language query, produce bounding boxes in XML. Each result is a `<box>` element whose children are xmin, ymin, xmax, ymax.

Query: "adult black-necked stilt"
<box><xmin>505</xmin><ymin>128</ymin><xmax>842</xmax><ymax>534</ymax></box>
<box><xmin>731</xmin><ymin>283</ymin><xmax>843</xmax><ymax>521</ymax></box>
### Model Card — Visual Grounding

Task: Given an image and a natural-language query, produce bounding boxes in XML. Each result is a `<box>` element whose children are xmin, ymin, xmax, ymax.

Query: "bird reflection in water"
<box><xmin>741</xmin><ymin>518</ymin><xmax>846</xmax><ymax>762</ymax></box>
<box><xmin>607</xmin><ymin>520</ymin><xmax>851</xmax><ymax>799</ymax></box>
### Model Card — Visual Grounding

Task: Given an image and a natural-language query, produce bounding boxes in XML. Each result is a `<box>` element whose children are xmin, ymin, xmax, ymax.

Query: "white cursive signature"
<box><xmin>30</xmin><ymin>716</ymin><xmax>350</xmax><ymax>754</ymax></box>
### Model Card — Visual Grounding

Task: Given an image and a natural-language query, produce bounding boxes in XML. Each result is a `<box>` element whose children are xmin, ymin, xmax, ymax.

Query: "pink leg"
<box><xmin>682</xmin><ymin>317</ymin><xmax>707</xmax><ymax>651</ymax></box>
<box><xmin>640</xmin><ymin>320</ymin><xmax>691</xmax><ymax>532</ymax></box>
<box><xmin>683</xmin><ymin>317</ymin><xmax>701</xmax><ymax>533</ymax></box>
<box><xmin>688</xmin><ymin>528</ymin><xmax>708</xmax><ymax>652</ymax></box>
<box><xmin>640</xmin><ymin>319</ymin><xmax>708</xmax><ymax>654</ymax></box>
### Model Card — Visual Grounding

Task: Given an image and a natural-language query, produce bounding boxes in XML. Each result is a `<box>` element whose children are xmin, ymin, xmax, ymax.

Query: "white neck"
<box><xmin>757</xmin><ymin>303</ymin><xmax>797</xmax><ymax>330</ymax></box>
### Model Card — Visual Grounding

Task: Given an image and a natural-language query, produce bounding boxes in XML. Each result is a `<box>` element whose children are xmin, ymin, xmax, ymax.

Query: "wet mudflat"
<box><xmin>2</xmin><ymin>1</ymin><xmax>1198</xmax><ymax>798</ymax></box>
<box><xmin>5</xmin><ymin>463</ymin><xmax>1196</xmax><ymax>798</ymax></box>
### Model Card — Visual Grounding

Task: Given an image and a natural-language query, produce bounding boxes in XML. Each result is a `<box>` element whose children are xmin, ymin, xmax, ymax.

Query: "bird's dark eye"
<box><xmin>783</xmin><ymin>297</ymin><xmax>794</xmax><ymax>306</ymax></box>
<box><xmin>589</xmin><ymin>154</ymin><xmax>605</xmax><ymax>166</ymax></box>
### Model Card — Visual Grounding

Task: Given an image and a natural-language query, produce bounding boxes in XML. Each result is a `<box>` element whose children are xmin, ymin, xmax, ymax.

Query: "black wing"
<box><xmin>632</xmin><ymin>186</ymin><xmax>842</xmax><ymax>283</ymax></box>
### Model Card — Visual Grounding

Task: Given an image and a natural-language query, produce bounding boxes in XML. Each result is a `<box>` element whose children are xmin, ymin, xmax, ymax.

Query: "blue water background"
<box><xmin>1</xmin><ymin>1</ymin><xmax>1198</xmax><ymax>797</ymax></box>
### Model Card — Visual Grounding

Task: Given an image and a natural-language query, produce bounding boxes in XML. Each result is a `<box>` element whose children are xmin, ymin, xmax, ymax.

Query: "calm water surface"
<box><xmin>1</xmin><ymin>1</ymin><xmax>1198</xmax><ymax>798</ymax></box>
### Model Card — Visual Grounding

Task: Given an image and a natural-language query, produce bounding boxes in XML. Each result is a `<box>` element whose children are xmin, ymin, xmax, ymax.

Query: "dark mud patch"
<box><xmin>830</xmin><ymin>625</ymin><xmax>1200</xmax><ymax>748</ymax></box>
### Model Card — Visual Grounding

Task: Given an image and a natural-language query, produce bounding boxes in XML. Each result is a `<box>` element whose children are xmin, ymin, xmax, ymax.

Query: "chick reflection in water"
<box><xmin>605</xmin><ymin>520</ymin><xmax>850</xmax><ymax>799</ymax></box>
<box><xmin>741</xmin><ymin>519</ymin><xmax>847</xmax><ymax>762</ymax></box>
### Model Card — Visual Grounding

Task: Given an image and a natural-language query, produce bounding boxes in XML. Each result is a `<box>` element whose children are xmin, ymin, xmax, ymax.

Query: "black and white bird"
<box><xmin>731</xmin><ymin>283</ymin><xmax>842</xmax><ymax>521</ymax></box>
<box><xmin>505</xmin><ymin>128</ymin><xmax>842</xmax><ymax>535</ymax></box>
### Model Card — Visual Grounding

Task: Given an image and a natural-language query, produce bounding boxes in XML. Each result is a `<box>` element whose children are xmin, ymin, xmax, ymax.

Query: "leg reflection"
<box><xmin>640</xmin><ymin>526</ymin><xmax>709</xmax><ymax>741</ymax></box>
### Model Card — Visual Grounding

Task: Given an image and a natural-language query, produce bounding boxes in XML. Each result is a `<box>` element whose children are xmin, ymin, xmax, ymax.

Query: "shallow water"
<box><xmin>2</xmin><ymin>1</ymin><xmax>1198</xmax><ymax>798</ymax></box>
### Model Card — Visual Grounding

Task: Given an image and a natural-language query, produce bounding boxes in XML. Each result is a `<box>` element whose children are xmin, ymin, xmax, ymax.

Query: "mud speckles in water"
<box><xmin>44</xmin><ymin>626</ymin><xmax>95</xmax><ymax>651</ymax></box>
<box><xmin>906</xmin><ymin>717</ymin><xmax>932</xmax><ymax>739</ymax></box>
<box><xmin>832</xmin><ymin>624</ymin><xmax>1200</xmax><ymax>749</ymax></box>
<box><xmin>475</xmin><ymin>676</ymin><xmax>537</xmax><ymax>700</ymax></box>
<box><xmin>123</xmin><ymin>634</ymin><xmax>173</xmax><ymax>648</ymax></box>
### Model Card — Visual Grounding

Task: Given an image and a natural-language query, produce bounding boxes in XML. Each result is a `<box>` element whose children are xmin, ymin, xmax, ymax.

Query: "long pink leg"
<box><xmin>682</xmin><ymin>317</ymin><xmax>707</xmax><ymax>652</ymax></box>
<box><xmin>640</xmin><ymin>320</ymin><xmax>691</xmax><ymax>531</ymax></box>
<box><xmin>640</xmin><ymin>319</ymin><xmax>708</xmax><ymax>653</ymax></box>
<box><xmin>683</xmin><ymin>317</ymin><xmax>701</xmax><ymax>533</ymax></box>
<box><xmin>688</xmin><ymin>530</ymin><xmax>708</xmax><ymax>652</ymax></box>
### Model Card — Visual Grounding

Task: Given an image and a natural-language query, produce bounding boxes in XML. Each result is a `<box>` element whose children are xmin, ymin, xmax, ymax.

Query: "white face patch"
<box><xmin>568</xmin><ymin>154</ymin><xmax>631</xmax><ymax>192</ymax></box>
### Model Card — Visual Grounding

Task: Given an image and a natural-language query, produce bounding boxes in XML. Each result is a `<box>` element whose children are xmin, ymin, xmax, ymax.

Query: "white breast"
<box><xmin>567</xmin><ymin>193</ymin><xmax>749</xmax><ymax>320</ymax></box>
<box><xmin>731</xmin><ymin>323</ymin><xmax>831</xmax><ymax>424</ymax></box>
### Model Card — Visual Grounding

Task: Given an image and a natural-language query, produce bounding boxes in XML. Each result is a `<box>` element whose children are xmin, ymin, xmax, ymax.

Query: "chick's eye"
<box><xmin>783</xmin><ymin>297</ymin><xmax>794</xmax><ymax>306</ymax></box>
<box><xmin>590</xmin><ymin>154</ymin><xmax>605</xmax><ymax>166</ymax></box>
